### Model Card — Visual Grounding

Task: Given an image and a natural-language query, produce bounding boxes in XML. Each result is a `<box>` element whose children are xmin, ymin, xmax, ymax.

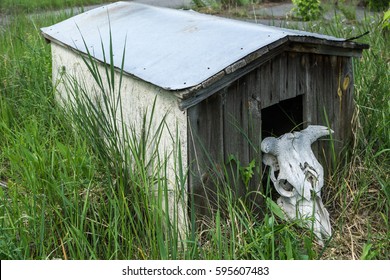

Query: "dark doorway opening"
<box><xmin>261</xmin><ymin>95</ymin><xmax>303</xmax><ymax>138</ymax></box>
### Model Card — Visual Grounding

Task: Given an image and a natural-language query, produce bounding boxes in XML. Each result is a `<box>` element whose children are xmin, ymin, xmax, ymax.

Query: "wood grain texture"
<box><xmin>187</xmin><ymin>50</ymin><xmax>356</xmax><ymax>219</ymax></box>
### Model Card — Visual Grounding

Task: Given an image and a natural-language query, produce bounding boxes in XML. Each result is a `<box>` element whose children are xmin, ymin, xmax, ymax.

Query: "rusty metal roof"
<box><xmin>41</xmin><ymin>1</ymin><xmax>367</xmax><ymax>91</ymax></box>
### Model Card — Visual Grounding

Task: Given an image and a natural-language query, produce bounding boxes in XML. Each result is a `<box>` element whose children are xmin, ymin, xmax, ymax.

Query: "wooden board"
<box><xmin>223</xmin><ymin>78</ymin><xmax>250</xmax><ymax>197</ymax></box>
<box><xmin>187</xmin><ymin>51</ymin><xmax>356</xmax><ymax>220</ymax></box>
<box><xmin>188</xmin><ymin>69</ymin><xmax>265</xmax><ymax>218</ymax></box>
<box><xmin>187</xmin><ymin>92</ymin><xmax>224</xmax><ymax>217</ymax></box>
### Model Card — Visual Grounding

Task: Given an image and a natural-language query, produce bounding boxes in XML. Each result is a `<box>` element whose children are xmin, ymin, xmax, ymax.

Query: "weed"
<box><xmin>0</xmin><ymin>5</ymin><xmax>388</xmax><ymax>260</ymax></box>
<box><xmin>292</xmin><ymin>0</ymin><xmax>322</xmax><ymax>21</ymax></box>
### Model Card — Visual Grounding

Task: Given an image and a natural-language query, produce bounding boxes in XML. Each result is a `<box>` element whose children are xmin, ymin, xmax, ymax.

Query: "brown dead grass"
<box><xmin>321</xmin><ymin>151</ymin><xmax>389</xmax><ymax>259</ymax></box>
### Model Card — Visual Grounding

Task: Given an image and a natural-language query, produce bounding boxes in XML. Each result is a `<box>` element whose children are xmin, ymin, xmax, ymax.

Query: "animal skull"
<box><xmin>261</xmin><ymin>125</ymin><xmax>333</xmax><ymax>245</ymax></box>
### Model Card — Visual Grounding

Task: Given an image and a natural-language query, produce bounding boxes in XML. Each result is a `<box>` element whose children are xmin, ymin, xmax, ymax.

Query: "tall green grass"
<box><xmin>0</xmin><ymin>11</ymin><xmax>316</xmax><ymax>260</ymax></box>
<box><xmin>0</xmin><ymin>8</ymin><xmax>388</xmax><ymax>259</ymax></box>
<box><xmin>61</xmin><ymin>28</ymin><xmax>192</xmax><ymax>259</ymax></box>
<box><xmin>304</xmin><ymin>14</ymin><xmax>389</xmax><ymax>259</ymax></box>
<box><xmin>0</xmin><ymin>12</ymin><xmax>98</xmax><ymax>259</ymax></box>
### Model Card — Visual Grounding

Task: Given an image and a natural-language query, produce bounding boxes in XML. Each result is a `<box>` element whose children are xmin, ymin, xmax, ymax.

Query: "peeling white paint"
<box><xmin>52</xmin><ymin>44</ymin><xmax>189</xmax><ymax>235</ymax></box>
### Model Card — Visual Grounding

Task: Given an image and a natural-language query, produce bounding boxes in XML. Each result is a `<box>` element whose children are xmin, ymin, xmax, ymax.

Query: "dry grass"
<box><xmin>0</xmin><ymin>1</ymin><xmax>388</xmax><ymax>260</ymax></box>
<box><xmin>322</xmin><ymin>147</ymin><xmax>389</xmax><ymax>259</ymax></box>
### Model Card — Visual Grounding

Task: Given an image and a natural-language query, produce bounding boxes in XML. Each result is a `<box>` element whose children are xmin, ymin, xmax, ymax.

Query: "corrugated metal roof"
<box><xmin>41</xmin><ymin>1</ymin><xmax>365</xmax><ymax>91</ymax></box>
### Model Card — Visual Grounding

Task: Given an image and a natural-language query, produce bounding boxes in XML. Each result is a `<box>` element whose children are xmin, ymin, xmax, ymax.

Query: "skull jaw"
<box><xmin>277</xmin><ymin>196</ymin><xmax>332</xmax><ymax>246</ymax></box>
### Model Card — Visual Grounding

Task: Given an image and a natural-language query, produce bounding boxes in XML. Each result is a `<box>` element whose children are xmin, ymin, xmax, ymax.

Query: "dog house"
<box><xmin>41</xmin><ymin>2</ymin><xmax>368</xmax><ymax>221</ymax></box>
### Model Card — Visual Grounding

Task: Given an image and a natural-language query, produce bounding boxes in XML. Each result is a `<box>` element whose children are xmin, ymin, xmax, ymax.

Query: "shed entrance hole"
<box><xmin>261</xmin><ymin>95</ymin><xmax>303</xmax><ymax>138</ymax></box>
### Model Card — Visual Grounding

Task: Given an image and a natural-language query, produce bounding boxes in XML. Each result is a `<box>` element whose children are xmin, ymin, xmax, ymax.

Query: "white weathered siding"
<box><xmin>52</xmin><ymin>43</ymin><xmax>188</xmax><ymax>232</ymax></box>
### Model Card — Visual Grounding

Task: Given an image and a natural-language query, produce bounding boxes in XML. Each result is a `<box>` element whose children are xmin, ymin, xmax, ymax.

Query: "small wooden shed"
<box><xmin>41</xmin><ymin>2</ymin><xmax>368</xmax><ymax>220</ymax></box>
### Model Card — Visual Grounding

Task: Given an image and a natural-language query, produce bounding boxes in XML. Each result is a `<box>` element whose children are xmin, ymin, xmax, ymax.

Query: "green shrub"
<box><xmin>364</xmin><ymin>0</ymin><xmax>389</xmax><ymax>11</ymax></box>
<box><xmin>292</xmin><ymin>0</ymin><xmax>322</xmax><ymax>21</ymax></box>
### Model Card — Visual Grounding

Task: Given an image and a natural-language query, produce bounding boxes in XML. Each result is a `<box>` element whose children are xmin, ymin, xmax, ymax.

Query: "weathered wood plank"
<box><xmin>339</xmin><ymin>56</ymin><xmax>355</xmax><ymax>148</ymax></box>
<box><xmin>316</xmin><ymin>55</ymin><xmax>326</xmax><ymax>126</ymax></box>
<box><xmin>247</xmin><ymin>69</ymin><xmax>262</xmax><ymax>167</ymax></box>
<box><xmin>302</xmin><ymin>54</ymin><xmax>319</xmax><ymax>156</ymax></box>
<box><xmin>187</xmin><ymin>50</ymin><xmax>356</xmax><ymax>221</ymax></box>
<box><xmin>246</xmin><ymin>70</ymin><xmax>264</xmax><ymax>211</ymax></box>
<box><xmin>270</xmin><ymin>56</ymin><xmax>281</xmax><ymax>107</ymax></box>
<box><xmin>286</xmin><ymin>52</ymin><xmax>298</xmax><ymax>99</ymax></box>
<box><xmin>187</xmin><ymin>92</ymin><xmax>224</xmax><ymax>217</ymax></box>
<box><xmin>316</xmin><ymin>54</ymin><xmax>333</xmax><ymax>165</ymax></box>
<box><xmin>278</xmin><ymin>52</ymin><xmax>288</xmax><ymax>101</ymax></box>
<box><xmin>223</xmin><ymin>77</ymin><xmax>250</xmax><ymax>197</ymax></box>
<box><xmin>260</xmin><ymin>60</ymin><xmax>281</xmax><ymax>109</ymax></box>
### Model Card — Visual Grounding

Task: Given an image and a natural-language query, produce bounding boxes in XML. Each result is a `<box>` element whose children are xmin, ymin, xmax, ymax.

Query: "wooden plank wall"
<box><xmin>301</xmin><ymin>54</ymin><xmax>355</xmax><ymax>173</ymax></box>
<box><xmin>188</xmin><ymin>51</ymin><xmax>355</xmax><ymax>218</ymax></box>
<box><xmin>187</xmin><ymin>92</ymin><xmax>224</xmax><ymax>217</ymax></box>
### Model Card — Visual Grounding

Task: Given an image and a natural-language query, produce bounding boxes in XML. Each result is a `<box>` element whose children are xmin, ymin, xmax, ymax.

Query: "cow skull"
<box><xmin>261</xmin><ymin>125</ymin><xmax>333</xmax><ymax>245</ymax></box>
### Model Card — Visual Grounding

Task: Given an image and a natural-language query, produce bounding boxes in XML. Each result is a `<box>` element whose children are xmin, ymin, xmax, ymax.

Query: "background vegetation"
<box><xmin>192</xmin><ymin>0</ymin><xmax>389</xmax><ymax>20</ymax></box>
<box><xmin>0</xmin><ymin>0</ymin><xmax>388</xmax><ymax>259</ymax></box>
<box><xmin>0</xmin><ymin>0</ymin><xmax>114</xmax><ymax>13</ymax></box>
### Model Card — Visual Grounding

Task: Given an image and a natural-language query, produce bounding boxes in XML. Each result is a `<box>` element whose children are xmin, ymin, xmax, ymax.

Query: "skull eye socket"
<box><xmin>279</xmin><ymin>179</ymin><xmax>293</xmax><ymax>192</ymax></box>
